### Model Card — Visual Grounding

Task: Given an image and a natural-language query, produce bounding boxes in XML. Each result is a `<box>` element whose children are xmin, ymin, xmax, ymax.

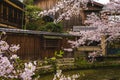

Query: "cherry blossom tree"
<box><xmin>69</xmin><ymin>12</ymin><xmax>120</xmax><ymax>47</ymax></box>
<box><xmin>39</xmin><ymin>0</ymin><xmax>120</xmax><ymax>57</ymax></box>
<box><xmin>68</xmin><ymin>0</ymin><xmax>120</xmax><ymax>58</ymax></box>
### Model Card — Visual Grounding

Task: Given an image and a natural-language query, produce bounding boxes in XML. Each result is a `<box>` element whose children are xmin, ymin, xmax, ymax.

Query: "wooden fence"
<box><xmin>1</xmin><ymin>28</ymin><xmax>75</xmax><ymax>60</ymax></box>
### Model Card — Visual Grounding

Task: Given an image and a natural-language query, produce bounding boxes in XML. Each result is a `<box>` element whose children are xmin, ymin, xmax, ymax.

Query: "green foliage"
<box><xmin>41</xmin><ymin>50</ymin><xmax>64</xmax><ymax>72</ymax></box>
<box><xmin>43</xmin><ymin>50</ymin><xmax>64</xmax><ymax>65</ymax></box>
<box><xmin>25</xmin><ymin>5</ymin><xmax>45</xmax><ymax>30</ymax></box>
<box><xmin>54</xmin><ymin>50</ymin><xmax>64</xmax><ymax>58</ymax></box>
<box><xmin>42</xmin><ymin>16</ymin><xmax>54</xmax><ymax>22</ymax></box>
<box><xmin>0</xmin><ymin>77</ymin><xmax>20</xmax><ymax>80</ymax></box>
<box><xmin>13</xmin><ymin>58</ymin><xmax>25</xmax><ymax>70</ymax></box>
<box><xmin>24</xmin><ymin>1</ymin><xmax>64</xmax><ymax>32</ymax></box>
<box><xmin>75</xmin><ymin>57</ymin><xmax>88</xmax><ymax>65</ymax></box>
<box><xmin>39</xmin><ymin>22</ymin><xmax>63</xmax><ymax>32</ymax></box>
<box><xmin>26</xmin><ymin>18</ymin><xmax>45</xmax><ymax>30</ymax></box>
<box><xmin>23</xmin><ymin>1</ymin><xmax>43</xmax><ymax>30</ymax></box>
<box><xmin>50</xmin><ymin>57</ymin><xmax>56</xmax><ymax>61</ymax></box>
<box><xmin>23</xmin><ymin>0</ymin><xmax>34</xmax><ymax>5</ymax></box>
<box><xmin>108</xmin><ymin>38</ymin><xmax>120</xmax><ymax>48</ymax></box>
<box><xmin>26</xmin><ymin>5</ymin><xmax>42</xmax><ymax>21</ymax></box>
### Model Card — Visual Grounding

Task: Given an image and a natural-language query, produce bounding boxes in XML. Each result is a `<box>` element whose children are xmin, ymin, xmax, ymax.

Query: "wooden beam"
<box><xmin>4</xmin><ymin>0</ymin><xmax>24</xmax><ymax>11</ymax></box>
<box><xmin>77</xmin><ymin>46</ymin><xmax>101</xmax><ymax>51</ymax></box>
<box><xmin>0</xmin><ymin>23</ymin><xmax>17</xmax><ymax>28</ymax></box>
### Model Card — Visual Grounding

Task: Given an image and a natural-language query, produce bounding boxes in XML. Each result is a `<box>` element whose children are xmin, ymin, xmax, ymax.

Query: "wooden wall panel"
<box><xmin>6</xmin><ymin>33</ymin><xmax>72</xmax><ymax>60</ymax></box>
<box><xmin>34</xmin><ymin>0</ymin><xmax>59</xmax><ymax>10</ymax></box>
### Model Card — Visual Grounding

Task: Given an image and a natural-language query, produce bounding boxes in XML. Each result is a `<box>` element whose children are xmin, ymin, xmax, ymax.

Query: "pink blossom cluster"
<box><xmin>10</xmin><ymin>54</ymin><xmax>19</xmax><ymax>60</ymax></box>
<box><xmin>0</xmin><ymin>55</ymin><xmax>14</xmax><ymax>77</ymax></box>
<box><xmin>53</xmin><ymin>70</ymin><xmax>80</xmax><ymax>80</ymax></box>
<box><xmin>63</xmin><ymin>48</ymin><xmax>73</xmax><ymax>52</ymax></box>
<box><xmin>0</xmin><ymin>40</ymin><xmax>9</xmax><ymax>51</ymax></box>
<box><xmin>0</xmin><ymin>40</ymin><xmax>20</xmax><ymax>53</ymax></box>
<box><xmin>20</xmin><ymin>62</ymin><xmax>36</xmax><ymax>80</ymax></box>
<box><xmin>9</xmin><ymin>44</ymin><xmax>20</xmax><ymax>52</ymax></box>
<box><xmin>103</xmin><ymin>0</ymin><xmax>120</xmax><ymax>13</ymax></box>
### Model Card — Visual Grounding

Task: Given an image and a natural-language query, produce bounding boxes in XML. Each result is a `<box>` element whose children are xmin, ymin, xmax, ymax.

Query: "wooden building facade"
<box><xmin>0</xmin><ymin>28</ymin><xmax>76</xmax><ymax>60</ymax></box>
<box><xmin>34</xmin><ymin>0</ymin><xmax>103</xmax><ymax>31</ymax></box>
<box><xmin>0</xmin><ymin>0</ymin><xmax>25</xmax><ymax>28</ymax></box>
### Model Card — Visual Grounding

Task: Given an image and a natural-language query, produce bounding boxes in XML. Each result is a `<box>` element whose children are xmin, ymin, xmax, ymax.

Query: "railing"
<box><xmin>37</xmin><ymin>58</ymin><xmax>75</xmax><ymax>70</ymax></box>
<box><xmin>56</xmin><ymin>58</ymin><xmax>75</xmax><ymax>66</ymax></box>
<box><xmin>0</xmin><ymin>14</ymin><xmax>22</xmax><ymax>28</ymax></box>
<box><xmin>77</xmin><ymin>46</ymin><xmax>101</xmax><ymax>51</ymax></box>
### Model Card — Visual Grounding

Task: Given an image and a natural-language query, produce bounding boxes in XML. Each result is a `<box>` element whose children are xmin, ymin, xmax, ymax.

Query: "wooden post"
<box><xmin>101</xmin><ymin>35</ymin><xmax>107</xmax><ymax>55</ymax></box>
<box><xmin>80</xmin><ymin>9</ymin><xmax>86</xmax><ymax>25</ymax></box>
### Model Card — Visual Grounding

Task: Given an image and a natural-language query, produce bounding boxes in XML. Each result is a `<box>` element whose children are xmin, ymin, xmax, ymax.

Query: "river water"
<box><xmin>40</xmin><ymin>67</ymin><xmax>120</xmax><ymax>80</ymax></box>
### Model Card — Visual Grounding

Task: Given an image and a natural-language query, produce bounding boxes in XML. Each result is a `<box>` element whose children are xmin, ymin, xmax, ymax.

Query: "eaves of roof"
<box><xmin>0</xmin><ymin>28</ymin><xmax>78</xmax><ymax>37</ymax></box>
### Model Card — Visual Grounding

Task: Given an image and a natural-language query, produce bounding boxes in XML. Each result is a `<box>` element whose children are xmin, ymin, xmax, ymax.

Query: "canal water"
<box><xmin>40</xmin><ymin>67</ymin><xmax>120</xmax><ymax>80</ymax></box>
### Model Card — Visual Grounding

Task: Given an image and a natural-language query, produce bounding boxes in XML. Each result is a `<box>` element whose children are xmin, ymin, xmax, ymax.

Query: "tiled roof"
<box><xmin>0</xmin><ymin>28</ymin><xmax>77</xmax><ymax>37</ymax></box>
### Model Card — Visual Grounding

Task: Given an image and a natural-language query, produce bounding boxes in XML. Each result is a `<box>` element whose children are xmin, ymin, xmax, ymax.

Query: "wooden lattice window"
<box><xmin>43</xmin><ymin>36</ymin><xmax>62</xmax><ymax>49</ymax></box>
<box><xmin>0</xmin><ymin>3</ymin><xmax>2</xmax><ymax>20</ymax></box>
<box><xmin>3</xmin><ymin>2</ymin><xmax>7</xmax><ymax>20</ymax></box>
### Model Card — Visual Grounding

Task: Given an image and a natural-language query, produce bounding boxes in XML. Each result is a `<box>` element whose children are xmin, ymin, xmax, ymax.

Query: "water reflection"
<box><xmin>40</xmin><ymin>68</ymin><xmax>120</xmax><ymax>80</ymax></box>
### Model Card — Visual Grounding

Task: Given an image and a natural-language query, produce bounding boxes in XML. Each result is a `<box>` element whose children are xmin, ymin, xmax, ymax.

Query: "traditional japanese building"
<box><xmin>34</xmin><ymin>0</ymin><xmax>104</xmax><ymax>31</ymax></box>
<box><xmin>0</xmin><ymin>0</ymin><xmax>25</xmax><ymax>28</ymax></box>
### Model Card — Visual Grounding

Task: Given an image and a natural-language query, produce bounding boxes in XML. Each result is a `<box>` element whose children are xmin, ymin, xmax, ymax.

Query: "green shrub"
<box><xmin>39</xmin><ymin>22</ymin><xmax>63</xmax><ymax>32</ymax></box>
<box><xmin>26</xmin><ymin>18</ymin><xmax>45</xmax><ymax>30</ymax></box>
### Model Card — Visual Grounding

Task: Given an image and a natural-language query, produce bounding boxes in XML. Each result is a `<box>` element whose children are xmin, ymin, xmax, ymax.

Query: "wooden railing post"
<box><xmin>101</xmin><ymin>35</ymin><xmax>107</xmax><ymax>55</ymax></box>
